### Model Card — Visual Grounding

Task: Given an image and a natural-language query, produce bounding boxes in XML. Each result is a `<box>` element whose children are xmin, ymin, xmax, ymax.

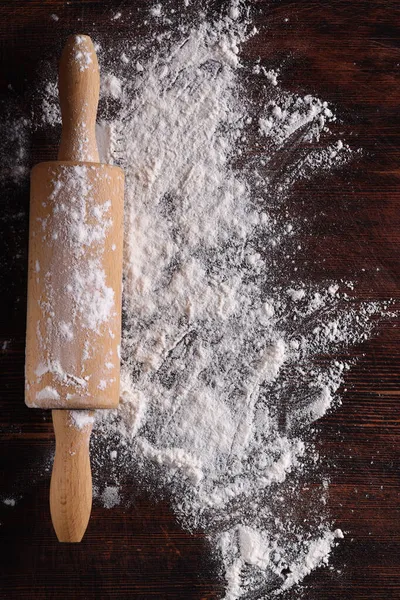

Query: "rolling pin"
<box><xmin>25</xmin><ymin>35</ymin><xmax>124</xmax><ymax>542</ymax></box>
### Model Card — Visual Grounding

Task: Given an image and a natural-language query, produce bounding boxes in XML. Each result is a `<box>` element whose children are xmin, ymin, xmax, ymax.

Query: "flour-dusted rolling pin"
<box><xmin>25</xmin><ymin>35</ymin><xmax>124</xmax><ymax>542</ymax></box>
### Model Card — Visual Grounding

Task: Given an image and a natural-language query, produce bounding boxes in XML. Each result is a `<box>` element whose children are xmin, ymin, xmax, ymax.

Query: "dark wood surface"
<box><xmin>0</xmin><ymin>1</ymin><xmax>399</xmax><ymax>598</ymax></box>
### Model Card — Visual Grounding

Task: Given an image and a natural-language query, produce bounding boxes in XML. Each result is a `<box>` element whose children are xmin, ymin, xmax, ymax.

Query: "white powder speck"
<box><xmin>230</xmin><ymin>4</ymin><xmax>240</xmax><ymax>20</ymax></box>
<box><xmin>36</xmin><ymin>386</ymin><xmax>60</xmax><ymax>402</ymax></box>
<box><xmin>101</xmin><ymin>73</ymin><xmax>122</xmax><ymax>100</ymax></box>
<box><xmin>69</xmin><ymin>410</ymin><xmax>95</xmax><ymax>430</ymax></box>
<box><xmin>265</xmin><ymin>68</ymin><xmax>279</xmax><ymax>85</ymax></box>
<box><xmin>41</xmin><ymin>82</ymin><xmax>60</xmax><ymax>126</ymax></box>
<box><xmin>75</xmin><ymin>44</ymin><xmax>93</xmax><ymax>72</ymax></box>
<box><xmin>3</xmin><ymin>498</ymin><xmax>16</xmax><ymax>507</ymax></box>
<box><xmin>59</xmin><ymin>321</ymin><xmax>74</xmax><ymax>341</ymax></box>
<box><xmin>150</xmin><ymin>4</ymin><xmax>162</xmax><ymax>17</ymax></box>
<box><xmin>287</xmin><ymin>288</ymin><xmax>306</xmax><ymax>301</ymax></box>
<box><xmin>101</xmin><ymin>485</ymin><xmax>120</xmax><ymax>509</ymax></box>
<box><xmin>282</xmin><ymin>529</ymin><xmax>344</xmax><ymax>590</ymax></box>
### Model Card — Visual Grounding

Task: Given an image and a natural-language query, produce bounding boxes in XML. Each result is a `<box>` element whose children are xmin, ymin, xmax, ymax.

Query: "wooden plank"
<box><xmin>0</xmin><ymin>1</ymin><xmax>399</xmax><ymax>598</ymax></box>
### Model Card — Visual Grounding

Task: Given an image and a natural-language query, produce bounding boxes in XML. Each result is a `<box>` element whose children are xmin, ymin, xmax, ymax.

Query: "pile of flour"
<box><xmin>34</xmin><ymin>2</ymin><xmax>392</xmax><ymax>598</ymax></box>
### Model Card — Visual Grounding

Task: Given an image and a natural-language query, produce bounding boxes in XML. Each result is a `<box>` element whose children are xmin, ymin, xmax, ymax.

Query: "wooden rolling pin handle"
<box><xmin>58</xmin><ymin>34</ymin><xmax>100</xmax><ymax>162</ymax></box>
<box><xmin>50</xmin><ymin>410</ymin><xmax>93</xmax><ymax>542</ymax></box>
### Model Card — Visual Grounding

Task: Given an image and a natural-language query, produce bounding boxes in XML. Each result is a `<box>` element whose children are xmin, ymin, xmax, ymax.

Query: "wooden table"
<box><xmin>0</xmin><ymin>1</ymin><xmax>399</xmax><ymax>598</ymax></box>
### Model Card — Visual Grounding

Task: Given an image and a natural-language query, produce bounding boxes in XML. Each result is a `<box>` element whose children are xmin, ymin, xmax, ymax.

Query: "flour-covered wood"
<box><xmin>25</xmin><ymin>35</ymin><xmax>124</xmax><ymax>542</ymax></box>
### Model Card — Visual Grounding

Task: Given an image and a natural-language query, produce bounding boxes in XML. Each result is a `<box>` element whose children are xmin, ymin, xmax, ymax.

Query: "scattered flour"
<box><xmin>101</xmin><ymin>485</ymin><xmax>121</xmax><ymax>509</ymax></box>
<box><xmin>74</xmin><ymin>35</ymin><xmax>93</xmax><ymax>72</ymax></box>
<box><xmin>69</xmin><ymin>410</ymin><xmax>95</xmax><ymax>430</ymax></box>
<box><xmin>281</xmin><ymin>528</ymin><xmax>344</xmax><ymax>590</ymax></box>
<box><xmin>150</xmin><ymin>4</ymin><xmax>163</xmax><ymax>18</ymax></box>
<box><xmin>36</xmin><ymin>386</ymin><xmax>60</xmax><ymax>402</ymax></box>
<box><xmin>101</xmin><ymin>73</ymin><xmax>123</xmax><ymax>99</ymax></box>
<box><xmin>88</xmin><ymin>9</ymin><xmax>391</xmax><ymax>597</ymax></box>
<box><xmin>3</xmin><ymin>498</ymin><xmax>16</xmax><ymax>507</ymax></box>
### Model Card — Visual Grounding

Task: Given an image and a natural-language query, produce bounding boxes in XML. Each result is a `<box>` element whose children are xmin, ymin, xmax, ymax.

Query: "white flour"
<box><xmin>2</xmin><ymin>498</ymin><xmax>17</xmax><ymax>507</ymax></box>
<box><xmin>101</xmin><ymin>485</ymin><xmax>121</xmax><ymax>509</ymax></box>
<box><xmin>3</xmin><ymin>1</ymin><xmax>394</xmax><ymax>598</ymax></box>
<box><xmin>70</xmin><ymin>410</ymin><xmax>95</xmax><ymax>430</ymax></box>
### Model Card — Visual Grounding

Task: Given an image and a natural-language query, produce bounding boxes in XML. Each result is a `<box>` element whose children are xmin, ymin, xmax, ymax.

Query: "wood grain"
<box><xmin>50</xmin><ymin>410</ymin><xmax>93</xmax><ymax>543</ymax></box>
<box><xmin>58</xmin><ymin>34</ymin><xmax>100</xmax><ymax>163</ymax></box>
<box><xmin>0</xmin><ymin>1</ymin><xmax>399</xmax><ymax>599</ymax></box>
